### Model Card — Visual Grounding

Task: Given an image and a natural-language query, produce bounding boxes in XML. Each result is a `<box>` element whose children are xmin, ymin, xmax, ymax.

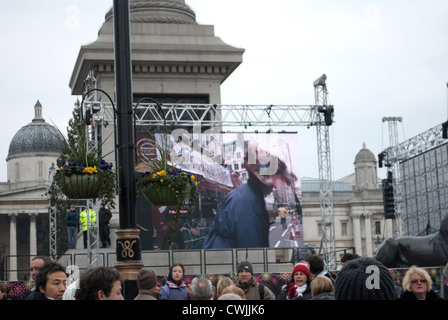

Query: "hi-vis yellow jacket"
<box><xmin>79</xmin><ymin>209</ymin><xmax>97</xmax><ymax>231</ymax></box>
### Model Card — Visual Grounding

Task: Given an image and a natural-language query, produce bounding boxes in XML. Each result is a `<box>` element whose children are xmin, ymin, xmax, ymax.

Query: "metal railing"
<box><xmin>1</xmin><ymin>246</ymin><xmax>357</xmax><ymax>280</ymax></box>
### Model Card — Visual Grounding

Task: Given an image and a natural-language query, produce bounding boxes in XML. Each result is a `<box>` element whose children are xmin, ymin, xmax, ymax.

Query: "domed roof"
<box><xmin>354</xmin><ymin>143</ymin><xmax>376</xmax><ymax>164</ymax></box>
<box><xmin>7</xmin><ymin>101</ymin><xmax>64</xmax><ymax>160</ymax></box>
<box><xmin>105</xmin><ymin>0</ymin><xmax>197</xmax><ymax>24</ymax></box>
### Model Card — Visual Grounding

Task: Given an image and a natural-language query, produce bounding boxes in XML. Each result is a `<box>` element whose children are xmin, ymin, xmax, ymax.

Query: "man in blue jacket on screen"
<box><xmin>203</xmin><ymin>142</ymin><xmax>296</xmax><ymax>249</ymax></box>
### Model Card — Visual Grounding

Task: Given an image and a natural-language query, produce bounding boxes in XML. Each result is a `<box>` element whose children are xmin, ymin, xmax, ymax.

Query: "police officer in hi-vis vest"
<box><xmin>79</xmin><ymin>206</ymin><xmax>97</xmax><ymax>249</ymax></box>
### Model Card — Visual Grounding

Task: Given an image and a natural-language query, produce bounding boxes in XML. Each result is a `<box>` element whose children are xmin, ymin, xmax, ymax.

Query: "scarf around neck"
<box><xmin>167</xmin><ymin>280</ymin><xmax>186</xmax><ymax>289</ymax></box>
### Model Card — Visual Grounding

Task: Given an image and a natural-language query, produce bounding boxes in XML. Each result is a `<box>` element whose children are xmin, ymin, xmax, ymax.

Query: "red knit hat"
<box><xmin>292</xmin><ymin>261</ymin><xmax>311</xmax><ymax>279</ymax></box>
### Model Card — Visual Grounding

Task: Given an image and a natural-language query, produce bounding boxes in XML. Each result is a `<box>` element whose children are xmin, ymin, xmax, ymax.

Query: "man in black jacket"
<box><xmin>98</xmin><ymin>203</ymin><xmax>112</xmax><ymax>248</ymax></box>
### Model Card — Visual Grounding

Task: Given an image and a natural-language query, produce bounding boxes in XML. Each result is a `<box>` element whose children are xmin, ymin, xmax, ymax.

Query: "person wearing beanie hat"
<box><xmin>237</xmin><ymin>261</ymin><xmax>254</xmax><ymax>275</ymax></box>
<box><xmin>334</xmin><ymin>257</ymin><xmax>395</xmax><ymax>300</ymax></box>
<box><xmin>277</xmin><ymin>261</ymin><xmax>312</xmax><ymax>300</ymax></box>
<box><xmin>292</xmin><ymin>261</ymin><xmax>311</xmax><ymax>279</ymax></box>
<box><xmin>236</xmin><ymin>260</ymin><xmax>275</xmax><ymax>300</ymax></box>
<box><xmin>135</xmin><ymin>268</ymin><xmax>161</xmax><ymax>300</ymax></box>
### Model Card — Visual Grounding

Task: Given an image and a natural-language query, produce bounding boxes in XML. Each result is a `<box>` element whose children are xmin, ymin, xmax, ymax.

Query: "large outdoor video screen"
<box><xmin>135</xmin><ymin>131</ymin><xmax>303</xmax><ymax>250</ymax></box>
<box><xmin>399</xmin><ymin>142</ymin><xmax>448</xmax><ymax>236</ymax></box>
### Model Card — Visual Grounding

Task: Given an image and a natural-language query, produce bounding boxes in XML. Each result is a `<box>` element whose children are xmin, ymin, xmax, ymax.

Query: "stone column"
<box><xmin>9</xmin><ymin>213</ymin><xmax>18</xmax><ymax>281</ymax></box>
<box><xmin>364</xmin><ymin>213</ymin><xmax>373</xmax><ymax>257</ymax></box>
<box><xmin>29</xmin><ymin>213</ymin><xmax>38</xmax><ymax>258</ymax></box>
<box><xmin>352</xmin><ymin>214</ymin><xmax>362</xmax><ymax>256</ymax></box>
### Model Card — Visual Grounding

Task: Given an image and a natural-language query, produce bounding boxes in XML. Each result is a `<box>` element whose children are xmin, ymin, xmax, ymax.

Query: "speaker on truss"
<box><xmin>442</xmin><ymin>120</ymin><xmax>448</xmax><ymax>139</ymax></box>
<box><xmin>382</xmin><ymin>171</ymin><xmax>395</xmax><ymax>219</ymax></box>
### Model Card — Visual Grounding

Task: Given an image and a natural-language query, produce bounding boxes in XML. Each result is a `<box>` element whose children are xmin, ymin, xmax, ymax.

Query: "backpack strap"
<box><xmin>258</xmin><ymin>283</ymin><xmax>265</xmax><ymax>301</ymax></box>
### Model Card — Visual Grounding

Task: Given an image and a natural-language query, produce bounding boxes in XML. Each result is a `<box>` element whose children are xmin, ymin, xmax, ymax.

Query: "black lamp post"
<box><xmin>112</xmin><ymin>0</ymin><xmax>143</xmax><ymax>293</ymax></box>
<box><xmin>114</xmin><ymin>0</ymin><xmax>136</xmax><ymax>230</ymax></box>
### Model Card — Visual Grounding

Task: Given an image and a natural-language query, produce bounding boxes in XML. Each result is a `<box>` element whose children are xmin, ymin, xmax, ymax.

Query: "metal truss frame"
<box><xmin>313</xmin><ymin>75</ymin><xmax>336</xmax><ymax>270</ymax></box>
<box><xmin>49</xmin><ymin>74</ymin><xmax>335</xmax><ymax>270</ymax></box>
<box><xmin>90</xmin><ymin>102</ymin><xmax>322</xmax><ymax>128</ymax></box>
<box><xmin>381</xmin><ymin>121</ymin><xmax>448</xmax><ymax>237</ymax></box>
<box><xmin>86</xmin><ymin>79</ymin><xmax>335</xmax><ymax>269</ymax></box>
<box><xmin>48</xmin><ymin>71</ymin><xmax>102</xmax><ymax>267</ymax></box>
<box><xmin>85</xmin><ymin>199</ymin><xmax>101</xmax><ymax>268</ymax></box>
<box><xmin>49</xmin><ymin>206</ymin><xmax>57</xmax><ymax>260</ymax></box>
<box><xmin>382</xmin><ymin>122</ymin><xmax>447</xmax><ymax>163</ymax></box>
<box><xmin>79</xmin><ymin>73</ymin><xmax>101</xmax><ymax>268</ymax></box>
<box><xmin>48</xmin><ymin>163</ymin><xmax>58</xmax><ymax>261</ymax></box>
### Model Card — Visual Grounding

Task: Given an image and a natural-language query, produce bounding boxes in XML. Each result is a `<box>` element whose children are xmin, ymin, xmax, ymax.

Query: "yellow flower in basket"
<box><xmin>82</xmin><ymin>166</ymin><xmax>98</xmax><ymax>174</ymax></box>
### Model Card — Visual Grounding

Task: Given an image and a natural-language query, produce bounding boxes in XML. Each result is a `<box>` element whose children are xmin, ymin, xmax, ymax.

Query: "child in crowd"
<box><xmin>160</xmin><ymin>263</ymin><xmax>190</xmax><ymax>300</ymax></box>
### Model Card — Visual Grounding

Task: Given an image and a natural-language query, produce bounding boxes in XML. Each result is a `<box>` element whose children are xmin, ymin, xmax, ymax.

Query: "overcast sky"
<box><xmin>1</xmin><ymin>0</ymin><xmax>447</xmax><ymax>183</ymax></box>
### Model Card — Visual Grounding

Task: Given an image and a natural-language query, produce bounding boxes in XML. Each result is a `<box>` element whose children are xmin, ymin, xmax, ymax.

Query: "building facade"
<box><xmin>301</xmin><ymin>143</ymin><xmax>395</xmax><ymax>258</ymax></box>
<box><xmin>0</xmin><ymin>101</ymin><xmax>63</xmax><ymax>280</ymax></box>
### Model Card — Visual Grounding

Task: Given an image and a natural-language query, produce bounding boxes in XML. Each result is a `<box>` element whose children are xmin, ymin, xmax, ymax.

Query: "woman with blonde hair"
<box><xmin>311</xmin><ymin>275</ymin><xmax>335</xmax><ymax>300</ymax></box>
<box><xmin>397</xmin><ymin>266</ymin><xmax>442</xmax><ymax>300</ymax></box>
<box><xmin>219</xmin><ymin>285</ymin><xmax>246</xmax><ymax>300</ymax></box>
<box><xmin>216</xmin><ymin>276</ymin><xmax>234</xmax><ymax>299</ymax></box>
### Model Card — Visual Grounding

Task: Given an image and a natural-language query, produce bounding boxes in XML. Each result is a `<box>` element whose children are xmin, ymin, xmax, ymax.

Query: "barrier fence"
<box><xmin>1</xmin><ymin>247</ymin><xmax>358</xmax><ymax>281</ymax></box>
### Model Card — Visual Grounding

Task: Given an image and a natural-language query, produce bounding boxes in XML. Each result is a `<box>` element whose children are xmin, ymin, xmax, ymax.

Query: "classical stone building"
<box><xmin>301</xmin><ymin>143</ymin><xmax>395</xmax><ymax>259</ymax></box>
<box><xmin>0</xmin><ymin>101</ymin><xmax>63</xmax><ymax>280</ymax></box>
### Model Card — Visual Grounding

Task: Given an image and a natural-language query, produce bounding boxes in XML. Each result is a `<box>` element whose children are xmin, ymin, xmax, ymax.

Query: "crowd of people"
<box><xmin>1</xmin><ymin>253</ymin><xmax>444</xmax><ymax>301</ymax></box>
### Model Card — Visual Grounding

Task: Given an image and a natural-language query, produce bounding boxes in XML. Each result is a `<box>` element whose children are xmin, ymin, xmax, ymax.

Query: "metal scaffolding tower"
<box><xmin>313</xmin><ymin>74</ymin><xmax>336</xmax><ymax>270</ymax></box>
<box><xmin>48</xmin><ymin>164</ymin><xmax>57</xmax><ymax>261</ymax></box>
<box><xmin>48</xmin><ymin>206</ymin><xmax>57</xmax><ymax>261</ymax></box>
<box><xmin>85</xmin><ymin>199</ymin><xmax>101</xmax><ymax>268</ymax></box>
<box><xmin>81</xmin><ymin>71</ymin><xmax>101</xmax><ymax>268</ymax></box>
<box><xmin>47</xmin><ymin>71</ymin><xmax>101</xmax><ymax>267</ymax></box>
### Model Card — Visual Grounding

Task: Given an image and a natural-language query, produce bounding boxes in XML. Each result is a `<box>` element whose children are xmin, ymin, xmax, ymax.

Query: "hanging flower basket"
<box><xmin>45</xmin><ymin>122</ymin><xmax>119</xmax><ymax>208</ymax></box>
<box><xmin>50</xmin><ymin>161</ymin><xmax>117</xmax><ymax>205</ymax></box>
<box><xmin>59</xmin><ymin>173</ymin><xmax>100</xmax><ymax>199</ymax></box>
<box><xmin>141</xmin><ymin>173</ymin><xmax>193</xmax><ymax>206</ymax></box>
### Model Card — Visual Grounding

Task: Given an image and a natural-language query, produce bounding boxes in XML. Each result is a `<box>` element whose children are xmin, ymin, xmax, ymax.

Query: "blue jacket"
<box><xmin>66</xmin><ymin>209</ymin><xmax>79</xmax><ymax>227</ymax></box>
<box><xmin>160</xmin><ymin>281</ymin><xmax>189</xmax><ymax>300</ymax></box>
<box><xmin>202</xmin><ymin>179</ymin><xmax>269</xmax><ymax>249</ymax></box>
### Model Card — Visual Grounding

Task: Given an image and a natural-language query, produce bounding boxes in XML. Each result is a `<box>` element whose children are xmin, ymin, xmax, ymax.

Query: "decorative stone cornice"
<box><xmin>70</xmin><ymin>1</ymin><xmax>244</xmax><ymax>96</ymax></box>
<box><xmin>105</xmin><ymin>0</ymin><xmax>197</xmax><ymax>24</ymax></box>
<box><xmin>93</xmin><ymin>63</ymin><xmax>230</xmax><ymax>76</ymax></box>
